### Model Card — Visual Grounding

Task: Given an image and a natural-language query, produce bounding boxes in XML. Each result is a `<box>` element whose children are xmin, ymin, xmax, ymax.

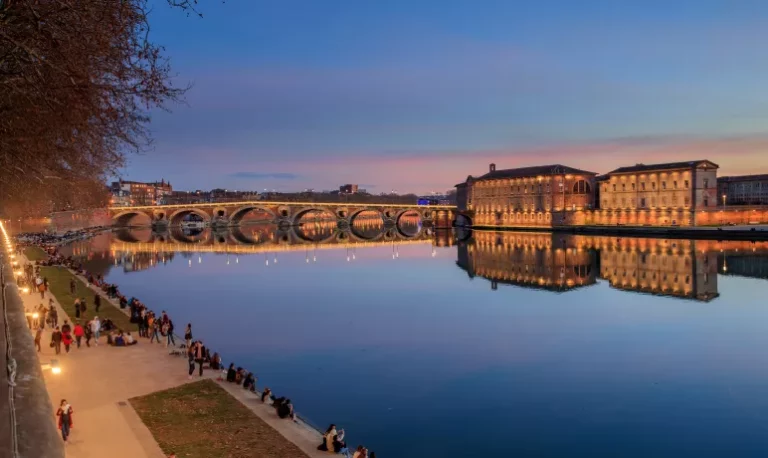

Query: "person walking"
<box><xmin>167</xmin><ymin>319</ymin><xmax>176</xmax><ymax>347</ymax></box>
<box><xmin>74</xmin><ymin>298</ymin><xmax>81</xmax><ymax>319</ymax></box>
<box><xmin>94</xmin><ymin>294</ymin><xmax>101</xmax><ymax>313</ymax></box>
<box><xmin>91</xmin><ymin>316</ymin><xmax>101</xmax><ymax>346</ymax></box>
<box><xmin>62</xmin><ymin>327</ymin><xmax>73</xmax><ymax>354</ymax></box>
<box><xmin>34</xmin><ymin>326</ymin><xmax>43</xmax><ymax>353</ymax></box>
<box><xmin>69</xmin><ymin>278</ymin><xmax>77</xmax><ymax>295</ymax></box>
<box><xmin>161</xmin><ymin>320</ymin><xmax>170</xmax><ymax>347</ymax></box>
<box><xmin>56</xmin><ymin>399</ymin><xmax>74</xmax><ymax>442</ymax></box>
<box><xmin>187</xmin><ymin>346</ymin><xmax>196</xmax><ymax>380</ymax></box>
<box><xmin>184</xmin><ymin>323</ymin><xmax>192</xmax><ymax>349</ymax></box>
<box><xmin>84</xmin><ymin>320</ymin><xmax>93</xmax><ymax>347</ymax></box>
<box><xmin>51</xmin><ymin>326</ymin><xmax>62</xmax><ymax>355</ymax></box>
<box><xmin>194</xmin><ymin>341</ymin><xmax>205</xmax><ymax>377</ymax></box>
<box><xmin>73</xmin><ymin>322</ymin><xmax>84</xmax><ymax>349</ymax></box>
<box><xmin>49</xmin><ymin>306</ymin><xmax>59</xmax><ymax>329</ymax></box>
<box><xmin>150</xmin><ymin>319</ymin><xmax>160</xmax><ymax>344</ymax></box>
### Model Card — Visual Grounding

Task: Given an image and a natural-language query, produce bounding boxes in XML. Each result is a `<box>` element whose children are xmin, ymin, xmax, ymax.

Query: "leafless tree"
<box><xmin>0</xmin><ymin>0</ymin><xmax>194</xmax><ymax>217</ymax></box>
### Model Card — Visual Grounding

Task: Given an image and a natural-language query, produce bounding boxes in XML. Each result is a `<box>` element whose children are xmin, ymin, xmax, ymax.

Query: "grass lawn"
<box><xmin>40</xmin><ymin>266</ymin><xmax>135</xmax><ymax>331</ymax></box>
<box><xmin>131</xmin><ymin>379</ymin><xmax>309</xmax><ymax>458</ymax></box>
<box><xmin>24</xmin><ymin>246</ymin><xmax>48</xmax><ymax>261</ymax></box>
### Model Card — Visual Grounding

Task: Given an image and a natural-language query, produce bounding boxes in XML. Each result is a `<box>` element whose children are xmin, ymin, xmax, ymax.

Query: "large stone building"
<box><xmin>592</xmin><ymin>160</ymin><xmax>719</xmax><ymax>226</ymax></box>
<box><xmin>455</xmin><ymin>164</ymin><xmax>598</xmax><ymax>227</ymax></box>
<box><xmin>110</xmin><ymin>179</ymin><xmax>173</xmax><ymax>206</ymax></box>
<box><xmin>718</xmin><ymin>174</ymin><xmax>768</xmax><ymax>206</ymax></box>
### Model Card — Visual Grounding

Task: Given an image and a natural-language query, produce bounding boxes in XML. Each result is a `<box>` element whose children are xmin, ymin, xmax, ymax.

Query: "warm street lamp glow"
<box><xmin>22</xmin><ymin>287</ymin><xmax>29</xmax><ymax>294</ymax></box>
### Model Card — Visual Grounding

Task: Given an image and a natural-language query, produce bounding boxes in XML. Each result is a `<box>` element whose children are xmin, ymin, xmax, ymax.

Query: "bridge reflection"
<box><xmin>457</xmin><ymin>231</ymin><xmax>768</xmax><ymax>301</ymax></box>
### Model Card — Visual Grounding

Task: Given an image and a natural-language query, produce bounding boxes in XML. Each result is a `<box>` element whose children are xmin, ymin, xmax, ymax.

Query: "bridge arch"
<box><xmin>168</xmin><ymin>208</ymin><xmax>211</xmax><ymax>226</ymax></box>
<box><xmin>230</xmin><ymin>205</ymin><xmax>278</xmax><ymax>224</ymax></box>
<box><xmin>113</xmin><ymin>210</ymin><xmax>153</xmax><ymax>227</ymax></box>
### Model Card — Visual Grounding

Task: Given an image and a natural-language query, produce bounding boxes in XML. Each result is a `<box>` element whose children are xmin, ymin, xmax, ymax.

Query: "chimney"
<box><xmin>489</xmin><ymin>163</ymin><xmax>496</xmax><ymax>173</ymax></box>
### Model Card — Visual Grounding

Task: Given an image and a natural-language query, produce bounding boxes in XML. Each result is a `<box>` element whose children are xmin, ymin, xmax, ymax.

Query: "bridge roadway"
<box><xmin>108</xmin><ymin>200</ymin><xmax>457</xmax><ymax>228</ymax></box>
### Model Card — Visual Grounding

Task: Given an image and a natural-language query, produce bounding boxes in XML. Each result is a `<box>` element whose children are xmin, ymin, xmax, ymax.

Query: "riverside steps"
<box><xmin>17</xmin><ymin>246</ymin><xmax>331</xmax><ymax>457</ymax></box>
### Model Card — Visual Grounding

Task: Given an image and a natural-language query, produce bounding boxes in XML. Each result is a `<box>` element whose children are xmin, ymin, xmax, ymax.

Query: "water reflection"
<box><xmin>457</xmin><ymin>231</ymin><xmax>768</xmax><ymax>302</ymax></box>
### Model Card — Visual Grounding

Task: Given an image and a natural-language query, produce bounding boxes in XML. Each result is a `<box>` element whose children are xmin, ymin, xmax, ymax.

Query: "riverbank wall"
<box><xmin>0</xmin><ymin>226</ymin><xmax>64</xmax><ymax>457</ymax></box>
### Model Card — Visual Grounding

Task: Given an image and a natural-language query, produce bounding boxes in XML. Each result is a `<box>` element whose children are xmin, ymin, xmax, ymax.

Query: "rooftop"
<box><xmin>607</xmin><ymin>160</ymin><xmax>718</xmax><ymax>175</ymax></box>
<box><xmin>719</xmin><ymin>174</ymin><xmax>768</xmax><ymax>182</ymax></box>
<box><xmin>475</xmin><ymin>164</ymin><xmax>597</xmax><ymax>181</ymax></box>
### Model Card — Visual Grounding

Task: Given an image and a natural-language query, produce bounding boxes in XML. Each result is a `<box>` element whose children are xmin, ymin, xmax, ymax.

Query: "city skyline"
<box><xmin>123</xmin><ymin>0</ymin><xmax>768</xmax><ymax>193</ymax></box>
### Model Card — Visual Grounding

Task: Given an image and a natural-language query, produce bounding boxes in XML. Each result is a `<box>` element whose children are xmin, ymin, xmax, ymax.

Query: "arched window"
<box><xmin>573</xmin><ymin>180</ymin><xmax>591</xmax><ymax>194</ymax></box>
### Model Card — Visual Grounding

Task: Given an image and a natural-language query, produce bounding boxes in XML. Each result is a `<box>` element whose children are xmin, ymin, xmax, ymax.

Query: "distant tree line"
<box><xmin>0</xmin><ymin>0</ymin><xmax>195</xmax><ymax>218</ymax></box>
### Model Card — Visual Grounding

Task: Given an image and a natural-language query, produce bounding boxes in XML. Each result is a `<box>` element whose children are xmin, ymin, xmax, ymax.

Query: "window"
<box><xmin>538</xmin><ymin>184</ymin><xmax>542</xmax><ymax>193</ymax></box>
<box><xmin>603</xmin><ymin>199</ymin><xmax>608</xmax><ymax>208</ymax></box>
<box><xmin>573</xmin><ymin>180</ymin><xmax>591</xmax><ymax>194</ymax></box>
<box><xmin>673</xmin><ymin>181</ymin><xmax>678</xmax><ymax>189</ymax></box>
<box><xmin>604</xmin><ymin>186</ymin><xmax>608</xmax><ymax>193</ymax></box>
<box><xmin>641</xmin><ymin>182</ymin><xmax>646</xmax><ymax>190</ymax></box>
<box><xmin>662</xmin><ymin>197</ymin><xmax>667</xmax><ymax>206</ymax></box>
<box><xmin>524</xmin><ymin>185</ymin><xmax>528</xmax><ymax>194</ymax></box>
<box><xmin>622</xmin><ymin>183</ymin><xmax>626</xmax><ymax>191</ymax></box>
<box><xmin>704</xmin><ymin>197</ymin><xmax>708</xmax><ymax>206</ymax></box>
<box><xmin>613</xmin><ymin>184</ymin><xmax>616</xmax><ymax>191</ymax></box>
<box><xmin>640</xmin><ymin>198</ymin><xmax>646</xmax><ymax>208</ymax></box>
<box><xmin>662</xmin><ymin>181</ymin><xmax>667</xmax><ymax>189</ymax></box>
<box><xmin>632</xmin><ymin>183</ymin><xmax>636</xmax><ymax>190</ymax></box>
<box><xmin>652</xmin><ymin>182</ymin><xmax>657</xmax><ymax>190</ymax></box>
<box><xmin>684</xmin><ymin>180</ymin><xmax>689</xmax><ymax>188</ymax></box>
<box><xmin>704</xmin><ymin>178</ymin><xmax>709</xmax><ymax>188</ymax></box>
<box><xmin>684</xmin><ymin>197</ymin><xmax>690</xmax><ymax>206</ymax></box>
<box><xmin>546</xmin><ymin>183</ymin><xmax>551</xmax><ymax>193</ymax></box>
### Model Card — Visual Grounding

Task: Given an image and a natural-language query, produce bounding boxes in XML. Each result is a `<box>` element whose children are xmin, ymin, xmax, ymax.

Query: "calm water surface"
<box><xmin>64</xmin><ymin>223</ymin><xmax>768</xmax><ymax>458</ymax></box>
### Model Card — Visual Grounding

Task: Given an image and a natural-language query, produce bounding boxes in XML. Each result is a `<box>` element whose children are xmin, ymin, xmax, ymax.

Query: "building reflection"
<box><xmin>457</xmin><ymin>231</ymin><xmax>597</xmax><ymax>292</ymax></box>
<box><xmin>592</xmin><ymin>236</ymin><xmax>719</xmax><ymax>302</ymax></box>
<box><xmin>456</xmin><ymin>231</ymin><xmax>748</xmax><ymax>302</ymax></box>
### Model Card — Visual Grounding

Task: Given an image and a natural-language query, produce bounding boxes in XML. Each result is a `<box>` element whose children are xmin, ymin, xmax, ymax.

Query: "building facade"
<box><xmin>110</xmin><ymin>179</ymin><xmax>173</xmax><ymax>206</ymax></box>
<box><xmin>590</xmin><ymin>160</ymin><xmax>719</xmax><ymax>226</ymax></box>
<box><xmin>455</xmin><ymin>164</ymin><xmax>598</xmax><ymax>228</ymax></box>
<box><xmin>339</xmin><ymin>184</ymin><xmax>359</xmax><ymax>194</ymax></box>
<box><xmin>718</xmin><ymin>174</ymin><xmax>768</xmax><ymax>206</ymax></box>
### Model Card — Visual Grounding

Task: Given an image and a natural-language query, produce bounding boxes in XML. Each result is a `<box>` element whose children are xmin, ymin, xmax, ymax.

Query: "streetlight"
<box><xmin>722</xmin><ymin>194</ymin><xmax>727</xmax><ymax>208</ymax></box>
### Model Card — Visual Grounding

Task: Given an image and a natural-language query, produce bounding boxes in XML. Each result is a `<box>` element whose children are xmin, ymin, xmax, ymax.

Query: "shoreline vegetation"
<box><xmin>37</xmin><ymin>263</ymin><xmax>135</xmax><ymax>332</ymax></box>
<box><xmin>131</xmin><ymin>379</ymin><xmax>309</xmax><ymax>458</ymax></box>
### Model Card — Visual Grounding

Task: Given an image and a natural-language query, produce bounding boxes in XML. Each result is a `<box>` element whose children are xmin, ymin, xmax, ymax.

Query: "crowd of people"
<box><xmin>19</xmin><ymin>232</ymin><xmax>375</xmax><ymax>456</ymax></box>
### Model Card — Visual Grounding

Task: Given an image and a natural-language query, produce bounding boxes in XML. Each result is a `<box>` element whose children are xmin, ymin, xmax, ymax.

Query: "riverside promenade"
<box><xmin>18</xmin><ymin>248</ymin><xmax>330</xmax><ymax>457</ymax></box>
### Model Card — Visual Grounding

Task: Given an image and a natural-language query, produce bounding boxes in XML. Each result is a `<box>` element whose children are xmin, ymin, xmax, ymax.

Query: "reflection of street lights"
<box><xmin>722</xmin><ymin>194</ymin><xmax>727</xmax><ymax>208</ymax></box>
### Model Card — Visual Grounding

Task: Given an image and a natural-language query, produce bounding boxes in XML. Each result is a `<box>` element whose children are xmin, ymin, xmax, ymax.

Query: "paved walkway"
<box><xmin>20</xmin><ymin>252</ymin><xmax>330</xmax><ymax>458</ymax></box>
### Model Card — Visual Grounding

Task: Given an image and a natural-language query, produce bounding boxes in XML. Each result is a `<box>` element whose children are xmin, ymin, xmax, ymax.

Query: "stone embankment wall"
<box><xmin>49</xmin><ymin>208</ymin><xmax>111</xmax><ymax>234</ymax></box>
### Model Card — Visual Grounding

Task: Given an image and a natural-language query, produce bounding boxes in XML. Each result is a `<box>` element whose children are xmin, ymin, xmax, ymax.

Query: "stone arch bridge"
<box><xmin>109</xmin><ymin>201</ymin><xmax>456</xmax><ymax>229</ymax></box>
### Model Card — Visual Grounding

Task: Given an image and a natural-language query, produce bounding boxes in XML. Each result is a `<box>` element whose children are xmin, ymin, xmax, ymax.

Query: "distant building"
<box><xmin>595</xmin><ymin>160</ymin><xmax>718</xmax><ymax>226</ymax></box>
<box><xmin>110</xmin><ymin>179</ymin><xmax>172</xmax><ymax>205</ymax></box>
<box><xmin>339</xmin><ymin>184</ymin><xmax>358</xmax><ymax>194</ymax></box>
<box><xmin>455</xmin><ymin>163</ymin><xmax>597</xmax><ymax>227</ymax></box>
<box><xmin>718</xmin><ymin>174</ymin><xmax>768</xmax><ymax>206</ymax></box>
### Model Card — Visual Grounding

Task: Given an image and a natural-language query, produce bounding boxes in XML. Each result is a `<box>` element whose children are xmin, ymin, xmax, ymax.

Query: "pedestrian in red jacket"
<box><xmin>73</xmin><ymin>322</ymin><xmax>85</xmax><ymax>349</ymax></box>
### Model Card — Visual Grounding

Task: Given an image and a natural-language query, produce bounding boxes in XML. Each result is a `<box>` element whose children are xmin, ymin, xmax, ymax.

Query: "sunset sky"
<box><xmin>124</xmin><ymin>0</ymin><xmax>768</xmax><ymax>193</ymax></box>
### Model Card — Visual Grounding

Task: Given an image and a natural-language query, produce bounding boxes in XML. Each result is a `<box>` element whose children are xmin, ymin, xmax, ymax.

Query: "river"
<box><xmin>58</xmin><ymin>222</ymin><xmax>768</xmax><ymax>457</ymax></box>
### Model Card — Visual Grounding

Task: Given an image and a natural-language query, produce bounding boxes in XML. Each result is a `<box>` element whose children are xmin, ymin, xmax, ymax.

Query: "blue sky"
<box><xmin>124</xmin><ymin>0</ymin><xmax>768</xmax><ymax>193</ymax></box>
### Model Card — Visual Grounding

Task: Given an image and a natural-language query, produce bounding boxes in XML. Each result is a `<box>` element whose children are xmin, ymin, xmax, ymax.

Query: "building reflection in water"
<box><xmin>457</xmin><ymin>231</ymin><xmax>597</xmax><ymax>292</ymax></box>
<box><xmin>457</xmin><ymin>231</ymin><xmax>768</xmax><ymax>302</ymax></box>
